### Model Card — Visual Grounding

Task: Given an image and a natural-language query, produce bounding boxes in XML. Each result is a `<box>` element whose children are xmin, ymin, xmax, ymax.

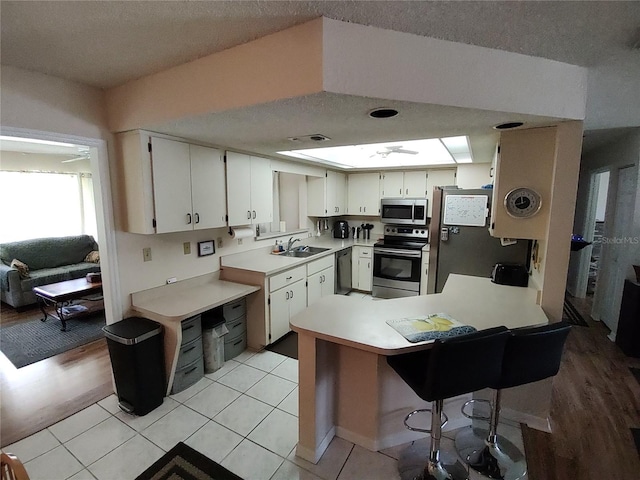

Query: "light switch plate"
<box><xmin>143</xmin><ymin>247</ymin><xmax>152</xmax><ymax>262</ymax></box>
<box><xmin>183</xmin><ymin>242</ymin><xmax>191</xmax><ymax>255</ymax></box>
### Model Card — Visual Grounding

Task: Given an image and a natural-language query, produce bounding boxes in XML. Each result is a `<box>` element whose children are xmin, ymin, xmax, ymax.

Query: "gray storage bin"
<box><xmin>175</xmin><ymin>336</ymin><xmax>203</xmax><ymax>370</ymax></box>
<box><xmin>223</xmin><ymin>298</ymin><xmax>246</xmax><ymax>322</ymax></box>
<box><xmin>172</xmin><ymin>356</ymin><xmax>204</xmax><ymax>394</ymax></box>
<box><xmin>225</xmin><ymin>314</ymin><xmax>247</xmax><ymax>339</ymax></box>
<box><xmin>224</xmin><ymin>331</ymin><xmax>247</xmax><ymax>361</ymax></box>
<box><xmin>181</xmin><ymin>314</ymin><xmax>202</xmax><ymax>344</ymax></box>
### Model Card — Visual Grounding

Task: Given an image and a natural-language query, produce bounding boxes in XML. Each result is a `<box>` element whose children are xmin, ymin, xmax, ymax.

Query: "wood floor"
<box><xmin>0</xmin><ymin>303</ymin><xmax>113</xmax><ymax>447</ymax></box>
<box><xmin>1</xmin><ymin>298</ymin><xmax>639</xmax><ymax>479</ymax></box>
<box><xmin>522</xmin><ymin>296</ymin><xmax>640</xmax><ymax>480</ymax></box>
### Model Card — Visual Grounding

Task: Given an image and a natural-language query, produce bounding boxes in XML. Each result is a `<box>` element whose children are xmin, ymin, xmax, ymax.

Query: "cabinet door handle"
<box><xmin>185</xmin><ymin>366</ymin><xmax>197</xmax><ymax>375</ymax></box>
<box><xmin>247</xmin><ymin>210</ymin><xmax>251</xmax><ymax>219</ymax></box>
<box><xmin>364</xmin><ymin>206</ymin><xmax>366</xmax><ymax>212</ymax></box>
<box><xmin>187</xmin><ymin>213</ymin><xmax>192</xmax><ymax>224</ymax></box>
<box><xmin>400</xmin><ymin>188</ymin><xmax>402</xmax><ymax>194</ymax></box>
<box><xmin>183</xmin><ymin>346</ymin><xmax>196</xmax><ymax>354</ymax></box>
<box><xmin>183</xmin><ymin>325</ymin><xmax>194</xmax><ymax>331</ymax></box>
<box><xmin>194</xmin><ymin>213</ymin><xmax>200</xmax><ymax>224</ymax></box>
<box><xmin>290</xmin><ymin>290</ymin><xmax>294</xmax><ymax>298</ymax></box>
<box><xmin>286</xmin><ymin>291</ymin><xmax>290</xmax><ymax>300</ymax></box>
<box><xmin>406</xmin><ymin>188</ymin><xmax>409</xmax><ymax>195</ymax></box>
<box><xmin>253</xmin><ymin>210</ymin><xmax>256</xmax><ymax>219</ymax></box>
<box><xmin>286</xmin><ymin>276</ymin><xmax>292</xmax><ymax>280</ymax></box>
<box><xmin>233</xmin><ymin>339</ymin><xmax>243</xmax><ymax>346</ymax></box>
<box><xmin>359</xmin><ymin>206</ymin><xmax>362</xmax><ymax>212</ymax></box>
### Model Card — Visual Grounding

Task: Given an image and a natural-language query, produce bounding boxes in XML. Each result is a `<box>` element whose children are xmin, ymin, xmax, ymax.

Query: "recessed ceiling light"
<box><xmin>493</xmin><ymin>122</ymin><xmax>524</xmax><ymax>130</ymax></box>
<box><xmin>278</xmin><ymin>136</ymin><xmax>473</xmax><ymax>169</ymax></box>
<box><xmin>368</xmin><ymin>108</ymin><xmax>399</xmax><ymax>119</ymax></box>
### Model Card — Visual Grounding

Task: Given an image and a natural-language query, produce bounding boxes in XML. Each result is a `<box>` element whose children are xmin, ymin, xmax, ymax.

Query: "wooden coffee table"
<box><xmin>33</xmin><ymin>278</ymin><xmax>104</xmax><ymax>331</ymax></box>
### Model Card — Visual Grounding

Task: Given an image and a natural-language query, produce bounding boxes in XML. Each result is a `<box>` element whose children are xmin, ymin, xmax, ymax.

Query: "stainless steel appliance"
<box><xmin>427</xmin><ymin>187</ymin><xmax>531</xmax><ymax>294</ymax></box>
<box><xmin>372</xmin><ymin>226</ymin><xmax>429</xmax><ymax>298</ymax></box>
<box><xmin>333</xmin><ymin>220</ymin><xmax>350</xmax><ymax>239</ymax></box>
<box><xmin>335</xmin><ymin>247</ymin><xmax>352</xmax><ymax>295</ymax></box>
<box><xmin>380</xmin><ymin>198</ymin><xmax>428</xmax><ymax>226</ymax></box>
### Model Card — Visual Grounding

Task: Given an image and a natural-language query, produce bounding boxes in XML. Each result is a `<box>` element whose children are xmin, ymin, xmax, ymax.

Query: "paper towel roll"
<box><xmin>280</xmin><ymin>221</ymin><xmax>286</xmax><ymax>232</ymax></box>
<box><xmin>230</xmin><ymin>227</ymin><xmax>254</xmax><ymax>239</ymax></box>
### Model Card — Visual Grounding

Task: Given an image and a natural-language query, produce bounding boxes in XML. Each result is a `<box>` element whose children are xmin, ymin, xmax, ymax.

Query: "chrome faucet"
<box><xmin>286</xmin><ymin>237</ymin><xmax>302</xmax><ymax>252</ymax></box>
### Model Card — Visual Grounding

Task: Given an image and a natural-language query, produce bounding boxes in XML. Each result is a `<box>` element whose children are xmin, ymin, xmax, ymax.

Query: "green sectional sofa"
<box><xmin>0</xmin><ymin>235</ymin><xmax>101</xmax><ymax>309</ymax></box>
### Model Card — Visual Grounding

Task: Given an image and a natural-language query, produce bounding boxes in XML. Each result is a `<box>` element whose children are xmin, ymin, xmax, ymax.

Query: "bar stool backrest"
<box><xmin>498</xmin><ymin>321</ymin><xmax>571</xmax><ymax>389</ymax></box>
<box><xmin>421</xmin><ymin>326</ymin><xmax>510</xmax><ymax>402</ymax></box>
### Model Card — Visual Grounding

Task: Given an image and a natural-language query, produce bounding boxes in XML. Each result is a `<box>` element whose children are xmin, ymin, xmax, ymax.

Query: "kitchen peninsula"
<box><xmin>290</xmin><ymin>274</ymin><xmax>550</xmax><ymax>463</ymax></box>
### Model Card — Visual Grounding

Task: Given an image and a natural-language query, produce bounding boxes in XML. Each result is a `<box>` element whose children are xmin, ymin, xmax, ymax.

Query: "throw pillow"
<box><xmin>84</xmin><ymin>250</ymin><xmax>100</xmax><ymax>263</ymax></box>
<box><xmin>10</xmin><ymin>259</ymin><xmax>30</xmax><ymax>278</ymax></box>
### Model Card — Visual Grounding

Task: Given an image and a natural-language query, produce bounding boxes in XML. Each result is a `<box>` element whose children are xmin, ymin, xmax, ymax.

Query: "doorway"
<box><xmin>587</xmin><ymin>171</ymin><xmax>610</xmax><ymax>297</ymax></box>
<box><xmin>592</xmin><ymin>164</ymin><xmax>638</xmax><ymax>339</ymax></box>
<box><xmin>0</xmin><ymin>129</ymin><xmax>118</xmax><ymax>446</ymax></box>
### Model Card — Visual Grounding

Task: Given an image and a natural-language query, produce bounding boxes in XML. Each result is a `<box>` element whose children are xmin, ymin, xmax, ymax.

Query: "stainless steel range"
<box><xmin>372</xmin><ymin>225</ymin><xmax>429</xmax><ymax>298</ymax></box>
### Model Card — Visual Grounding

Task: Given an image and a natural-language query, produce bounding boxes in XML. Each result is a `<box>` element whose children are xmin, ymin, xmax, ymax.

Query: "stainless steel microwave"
<box><xmin>380</xmin><ymin>198</ymin><xmax>428</xmax><ymax>225</ymax></box>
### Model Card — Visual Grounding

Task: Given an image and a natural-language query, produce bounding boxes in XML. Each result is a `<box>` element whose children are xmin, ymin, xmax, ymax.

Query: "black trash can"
<box><xmin>103</xmin><ymin>317</ymin><xmax>165</xmax><ymax>416</ymax></box>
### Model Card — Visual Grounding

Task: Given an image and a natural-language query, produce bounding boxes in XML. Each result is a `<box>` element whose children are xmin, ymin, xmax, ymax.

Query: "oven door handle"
<box><xmin>374</xmin><ymin>248</ymin><xmax>422</xmax><ymax>258</ymax></box>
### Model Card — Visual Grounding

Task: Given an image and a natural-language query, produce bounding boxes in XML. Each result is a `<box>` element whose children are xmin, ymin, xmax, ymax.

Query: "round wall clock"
<box><xmin>504</xmin><ymin>187</ymin><xmax>542</xmax><ymax>218</ymax></box>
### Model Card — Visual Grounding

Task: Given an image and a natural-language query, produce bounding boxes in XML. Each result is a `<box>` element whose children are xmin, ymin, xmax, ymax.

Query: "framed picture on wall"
<box><xmin>198</xmin><ymin>240</ymin><xmax>215</xmax><ymax>256</ymax></box>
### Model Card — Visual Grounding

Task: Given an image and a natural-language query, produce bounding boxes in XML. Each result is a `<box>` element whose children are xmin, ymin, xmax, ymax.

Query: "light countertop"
<box><xmin>220</xmin><ymin>235</ymin><xmax>379</xmax><ymax>276</ymax></box>
<box><xmin>290</xmin><ymin>274</ymin><xmax>548</xmax><ymax>356</ymax></box>
<box><xmin>131</xmin><ymin>273</ymin><xmax>260</xmax><ymax>323</ymax></box>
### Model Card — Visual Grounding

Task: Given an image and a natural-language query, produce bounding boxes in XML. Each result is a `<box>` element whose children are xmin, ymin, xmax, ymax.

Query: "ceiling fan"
<box><xmin>370</xmin><ymin>145</ymin><xmax>419</xmax><ymax>158</ymax></box>
<box><xmin>61</xmin><ymin>148</ymin><xmax>91</xmax><ymax>163</ymax></box>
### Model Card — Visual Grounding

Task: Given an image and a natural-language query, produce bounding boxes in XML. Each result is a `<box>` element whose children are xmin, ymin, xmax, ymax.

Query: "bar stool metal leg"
<box><xmin>455</xmin><ymin>390</ymin><xmax>526</xmax><ymax>480</ymax></box>
<box><xmin>398</xmin><ymin>400</ymin><xmax>469</xmax><ymax>480</ymax></box>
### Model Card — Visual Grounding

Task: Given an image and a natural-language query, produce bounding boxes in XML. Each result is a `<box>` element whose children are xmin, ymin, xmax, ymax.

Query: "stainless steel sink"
<box><xmin>280</xmin><ymin>246</ymin><xmax>331</xmax><ymax>258</ymax></box>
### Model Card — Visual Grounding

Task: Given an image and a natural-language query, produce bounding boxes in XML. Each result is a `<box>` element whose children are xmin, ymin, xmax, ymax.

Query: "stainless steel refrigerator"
<box><xmin>427</xmin><ymin>187</ymin><xmax>531</xmax><ymax>293</ymax></box>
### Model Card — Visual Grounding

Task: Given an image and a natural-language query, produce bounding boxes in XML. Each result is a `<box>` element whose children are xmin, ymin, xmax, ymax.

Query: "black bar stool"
<box><xmin>387</xmin><ymin>326</ymin><xmax>510</xmax><ymax>480</ymax></box>
<box><xmin>455</xmin><ymin>321</ymin><xmax>571</xmax><ymax>480</ymax></box>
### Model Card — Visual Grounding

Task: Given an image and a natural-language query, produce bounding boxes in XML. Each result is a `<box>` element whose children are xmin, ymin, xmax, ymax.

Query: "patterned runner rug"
<box><xmin>136</xmin><ymin>442</ymin><xmax>243</xmax><ymax>480</ymax></box>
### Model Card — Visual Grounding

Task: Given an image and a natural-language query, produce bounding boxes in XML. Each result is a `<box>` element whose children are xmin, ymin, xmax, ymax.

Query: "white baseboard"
<box><xmin>295</xmin><ymin>426</ymin><xmax>336</xmax><ymax>464</ymax></box>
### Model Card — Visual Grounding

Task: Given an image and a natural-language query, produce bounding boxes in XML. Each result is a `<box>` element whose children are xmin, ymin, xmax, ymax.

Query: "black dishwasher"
<box><xmin>335</xmin><ymin>247</ymin><xmax>352</xmax><ymax>295</ymax></box>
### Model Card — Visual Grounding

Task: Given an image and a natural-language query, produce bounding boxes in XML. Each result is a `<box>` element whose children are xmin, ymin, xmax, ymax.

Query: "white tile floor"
<box><xmin>3</xmin><ymin>348</ymin><xmax>527</xmax><ymax>480</ymax></box>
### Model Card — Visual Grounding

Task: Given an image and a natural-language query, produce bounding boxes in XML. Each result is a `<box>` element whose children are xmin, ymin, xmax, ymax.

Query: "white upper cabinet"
<box><xmin>189</xmin><ymin>145</ymin><xmax>227</xmax><ymax>230</ymax></box>
<box><xmin>347</xmin><ymin>172</ymin><xmax>380</xmax><ymax>216</ymax></box>
<box><xmin>381</xmin><ymin>171</ymin><xmax>427</xmax><ymax>198</ymax></box>
<box><xmin>426</xmin><ymin>169</ymin><xmax>457</xmax><ymax>218</ymax></box>
<box><xmin>307</xmin><ymin>170</ymin><xmax>346</xmax><ymax>216</ymax></box>
<box><xmin>115</xmin><ymin>131</ymin><xmax>226</xmax><ymax>234</ymax></box>
<box><xmin>226</xmin><ymin>152</ymin><xmax>273</xmax><ymax>226</ymax></box>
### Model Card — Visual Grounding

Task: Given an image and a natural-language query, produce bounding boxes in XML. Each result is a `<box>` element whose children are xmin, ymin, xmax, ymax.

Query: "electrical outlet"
<box><xmin>166</xmin><ymin>277</ymin><xmax>177</xmax><ymax>284</ymax></box>
<box><xmin>183</xmin><ymin>242</ymin><xmax>191</xmax><ymax>255</ymax></box>
<box><xmin>143</xmin><ymin>247</ymin><xmax>152</xmax><ymax>262</ymax></box>
<box><xmin>217</xmin><ymin>237</ymin><xmax>223</xmax><ymax>248</ymax></box>
<box><xmin>238</xmin><ymin>238</ymin><xmax>243</xmax><ymax>245</ymax></box>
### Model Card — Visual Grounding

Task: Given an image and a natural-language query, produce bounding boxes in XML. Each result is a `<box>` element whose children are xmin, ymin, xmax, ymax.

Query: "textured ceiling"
<box><xmin>3</xmin><ymin>1</ymin><xmax>639</xmax><ymax>89</ymax></box>
<box><xmin>2</xmin><ymin>1</ymin><xmax>639</xmax><ymax>161</ymax></box>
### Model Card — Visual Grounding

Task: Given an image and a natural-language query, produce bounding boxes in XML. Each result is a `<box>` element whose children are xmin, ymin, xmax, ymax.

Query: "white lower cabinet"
<box><xmin>352</xmin><ymin>246</ymin><xmax>373</xmax><ymax>292</ymax></box>
<box><xmin>307</xmin><ymin>256</ymin><xmax>335</xmax><ymax>306</ymax></box>
<box><xmin>269</xmin><ymin>265</ymin><xmax>307</xmax><ymax>344</ymax></box>
<box><xmin>420</xmin><ymin>251</ymin><xmax>430</xmax><ymax>295</ymax></box>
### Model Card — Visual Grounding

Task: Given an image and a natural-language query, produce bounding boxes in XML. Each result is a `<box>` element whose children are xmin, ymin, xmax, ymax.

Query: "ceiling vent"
<box><xmin>288</xmin><ymin>134</ymin><xmax>331</xmax><ymax>142</ymax></box>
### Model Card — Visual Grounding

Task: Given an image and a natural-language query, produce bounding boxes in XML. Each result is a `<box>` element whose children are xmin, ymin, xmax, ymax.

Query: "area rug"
<box><xmin>136</xmin><ymin>442</ymin><xmax>242</xmax><ymax>480</ymax></box>
<box><xmin>631</xmin><ymin>428</ymin><xmax>640</xmax><ymax>457</ymax></box>
<box><xmin>0</xmin><ymin>312</ymin><xmax>105</xmax><ymax>368</ymax></box>
<box><xmin>265</xmin><ymin>331</ymin><xmax>298</xmax><ymax>359</ymax></box>
<box><xmin>562</xmin><ymin>295</ymin><xmax>589</xmax><ymax>327</ymax></box>
<box><xmin>631</xmin><ymin>367</ymin><xmax>640</xmax><ymax>387</ymax></box>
